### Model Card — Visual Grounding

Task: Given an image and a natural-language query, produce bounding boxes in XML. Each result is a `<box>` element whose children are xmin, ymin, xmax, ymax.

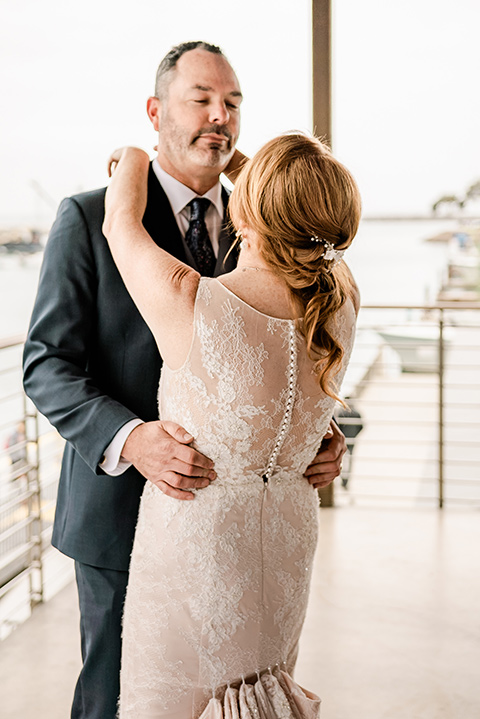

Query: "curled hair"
<box><xmin>228</xmin><ymin>133</ymin><xmax>361</xmax><ymax>401</ymax></box>
<box><xmin>155</xmin><ymin>41</ymin><xmax>224</xmax><ymax>99</ymax></box>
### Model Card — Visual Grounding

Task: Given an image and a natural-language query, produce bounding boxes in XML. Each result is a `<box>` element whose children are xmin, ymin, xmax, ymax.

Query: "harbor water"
<box><xmin>0</xmin><ymin>218</ymin><xmax>457</xmax><ymax>339</ymax></box>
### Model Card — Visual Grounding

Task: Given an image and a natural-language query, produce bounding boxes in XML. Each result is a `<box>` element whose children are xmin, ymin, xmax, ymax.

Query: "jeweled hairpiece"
<box><xmin>311</xmin><ymin>235</ymin><xmax>346</xmax><ymax>264</ymax></box>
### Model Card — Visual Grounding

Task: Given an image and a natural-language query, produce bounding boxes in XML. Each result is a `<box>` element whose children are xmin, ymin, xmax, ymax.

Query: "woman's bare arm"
<box><xmin>103</xmin><ymin>148</ymin><xmax>200</xmax><ymax>366</ymax></box>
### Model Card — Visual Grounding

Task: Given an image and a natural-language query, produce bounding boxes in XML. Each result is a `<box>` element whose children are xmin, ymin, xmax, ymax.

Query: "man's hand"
<box><xmin>121</xmin><ymin>421</ymin><xmax>216</xmax><ymax>501</ymax></box>
<box><xmin>304</xmin><ymin>420</ymin><xmax>347</xmax><ymax>490</ymax></box>
<box><xmin>223</xmin><ymin>149</ymin><xmax>249</xmax><ymax>184</ymax></box>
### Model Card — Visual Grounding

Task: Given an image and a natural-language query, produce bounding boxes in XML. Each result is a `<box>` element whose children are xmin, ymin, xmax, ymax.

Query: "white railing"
<box><xmin>0</xmin><ymin>336</ymin><xmax>65</xmax><ymax>638</ymax></box>
<box><xmin>336</xmin><ymin>302</ymin><xmax>480</xmax><ymax>508</ymax></box>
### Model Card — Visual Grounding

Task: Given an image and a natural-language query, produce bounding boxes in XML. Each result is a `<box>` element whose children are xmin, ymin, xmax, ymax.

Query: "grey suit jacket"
<box><xmin>23</xmin><ymin>165</ymin><xmax>237</xmax><ymax>570</ymax></box>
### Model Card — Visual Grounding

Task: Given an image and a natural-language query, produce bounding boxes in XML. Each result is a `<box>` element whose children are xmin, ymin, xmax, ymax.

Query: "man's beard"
<box><xmin>161</xmin><ymin>115</ymin><xmax>234</xmax><ymax>168</ymax></box>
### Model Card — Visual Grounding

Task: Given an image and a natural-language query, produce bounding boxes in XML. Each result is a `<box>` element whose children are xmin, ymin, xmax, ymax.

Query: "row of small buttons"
<box><xmin>263</xmin><ymin>323</ymin><xmax>297</xmax><ymax>484</ymax></box>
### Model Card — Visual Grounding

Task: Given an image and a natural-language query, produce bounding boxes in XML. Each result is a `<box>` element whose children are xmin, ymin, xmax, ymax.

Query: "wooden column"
<box><xmin>312</xmin><ymin>0</ymin><xmax>334</xmax><ymax>507</ymax></box>
<box><xmin>312</xmin><ymin>0</ymin><xmax>332</xmax><ymax>145</ymax></box>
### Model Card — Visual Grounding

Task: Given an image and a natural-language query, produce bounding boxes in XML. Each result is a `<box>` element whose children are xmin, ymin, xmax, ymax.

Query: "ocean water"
<box><xmin>346</xmin><ymin>219</ymin><xmax>454</xmax><ymax>306</ymax></box>
<box><xmin>0</xmin><ymin>219</ymin><xmax>455</xmax><ymax>340</ymax></box>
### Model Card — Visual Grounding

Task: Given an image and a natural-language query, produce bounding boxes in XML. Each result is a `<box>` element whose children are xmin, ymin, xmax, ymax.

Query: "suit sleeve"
<box><xmin>23</xmin><ymin>197</ymin><xmax>138</xmax><ymax>473</ymax></box>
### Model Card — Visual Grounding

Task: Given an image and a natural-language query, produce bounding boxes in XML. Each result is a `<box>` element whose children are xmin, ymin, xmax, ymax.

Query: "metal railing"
<box><xmin>0</xmin><ymin>336</ymin><xmax>65</xmax><ymax>637</ymax></box>
<box><xmin>336</xmin><ymin>302</ymin><xmax>480</xmax><ymax>508</ymax></box>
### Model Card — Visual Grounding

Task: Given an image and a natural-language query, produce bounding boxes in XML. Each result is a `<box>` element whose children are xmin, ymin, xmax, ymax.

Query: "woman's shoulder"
<box><xmin>348</xmin><ymin>282</ymin><xmax>361</xmax><ymax>316</ymax></box>
<box><xmin>333</xmin><ymin>294</ymin><xmax>357</xmax><ymax>334</ymax></box>
<box><xmin>326</xmin><ymin>277</ymin><xmax>358</xmax><ymax>340</ymax></box>
<box><xmin>338</xmin><ymin>261</ymin><xmax>360</xmax><ymax>316</ymax></box>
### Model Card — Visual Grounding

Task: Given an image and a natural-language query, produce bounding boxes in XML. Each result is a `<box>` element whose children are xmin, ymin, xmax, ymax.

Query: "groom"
<box><xmin>23</xmin><ymin>41</ymin><xmax>346</xmax><ymax>719</ymax></box>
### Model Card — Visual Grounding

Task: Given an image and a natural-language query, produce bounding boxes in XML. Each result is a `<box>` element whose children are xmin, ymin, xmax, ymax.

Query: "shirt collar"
<box><xmin>152</xmin><ymin>158</ymin><xmax>224</xmax><ymax>219</ymax></box>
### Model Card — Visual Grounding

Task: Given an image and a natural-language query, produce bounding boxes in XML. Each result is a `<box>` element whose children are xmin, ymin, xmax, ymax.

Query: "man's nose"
<box><xmin>208</xmin><ymin>102</ymin><xmax>230</xmax><ymax>125</ymax></box>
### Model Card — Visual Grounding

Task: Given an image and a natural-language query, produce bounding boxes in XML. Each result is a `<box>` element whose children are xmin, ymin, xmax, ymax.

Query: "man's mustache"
<box><xmin>193</xmin><ymin>125</ymin><xmax>233</xmax><ymax>143</ymax></box>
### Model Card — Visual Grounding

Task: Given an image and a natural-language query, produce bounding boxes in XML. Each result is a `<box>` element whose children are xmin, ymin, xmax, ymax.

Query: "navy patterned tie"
<box><xmin>184</xmin><ymin>198</ymin><xmax>216</xmax><ymax>276</ymax></box>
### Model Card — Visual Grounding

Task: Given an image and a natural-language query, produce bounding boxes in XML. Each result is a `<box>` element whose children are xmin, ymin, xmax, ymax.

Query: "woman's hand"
<box><xmin>107</xmin><ymin>146</ymin><xmax>148</xmax><ymax>178</ymax></box>
<box><xmin>107</xmin><ymin>147</ymin><xmax>126</xmax><ymax>177</ymax></box>
<box><xmin>104</xmin><ymin>147</ymin><xmax>150</xmax><ymax>237</ymax></box>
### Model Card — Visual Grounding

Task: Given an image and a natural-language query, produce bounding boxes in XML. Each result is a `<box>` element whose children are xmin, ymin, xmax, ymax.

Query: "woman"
<box><xmin>103</xmin><ymin>133</ymin><xmax>361</xmax><ymax>719</ymax></box>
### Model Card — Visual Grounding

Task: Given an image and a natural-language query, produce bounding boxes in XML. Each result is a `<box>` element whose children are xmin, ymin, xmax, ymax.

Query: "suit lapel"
<box><xmin>142</xmin><ymin>165</ymin><xmax>189</xmax><ymax>263</ymax></box>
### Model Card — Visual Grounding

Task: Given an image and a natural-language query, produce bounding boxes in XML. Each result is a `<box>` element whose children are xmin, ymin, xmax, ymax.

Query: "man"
<box><xmin>23</xmin><ymin>41</ymin><xmax>346</xmax><ymax>719</ymax></box>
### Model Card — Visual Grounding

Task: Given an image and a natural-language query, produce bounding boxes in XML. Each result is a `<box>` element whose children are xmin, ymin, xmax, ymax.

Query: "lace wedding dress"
<box><xmin>119</xmin><ymin>277</ymin><xmax>356</xmax><ymax>719</ymax></box>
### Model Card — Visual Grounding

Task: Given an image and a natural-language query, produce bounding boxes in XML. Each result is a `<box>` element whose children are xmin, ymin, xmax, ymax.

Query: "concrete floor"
<box><xmin>1</xmin><ymin>505</ymin><xmax>479</xmax><ymax>719</ymax></box>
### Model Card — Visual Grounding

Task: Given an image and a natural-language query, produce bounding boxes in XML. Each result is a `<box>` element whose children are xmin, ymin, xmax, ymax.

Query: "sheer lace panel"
<box><xmin>159</xmin><ymin>278</ymin><xmax>355</xmax><ymax>482</ymax></box>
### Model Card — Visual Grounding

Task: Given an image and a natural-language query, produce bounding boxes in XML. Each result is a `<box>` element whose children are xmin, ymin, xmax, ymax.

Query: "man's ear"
<box><xmin>146</xmin><ymin>97</ymin><xmax>161</xmax><ymax>132</ymax></box>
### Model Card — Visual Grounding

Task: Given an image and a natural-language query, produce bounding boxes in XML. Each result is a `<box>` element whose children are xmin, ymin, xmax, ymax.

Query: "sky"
<box><xmin>0</xmin><ymin>0</ymin><xmax>479</xmax><ymax>226</ymax></box>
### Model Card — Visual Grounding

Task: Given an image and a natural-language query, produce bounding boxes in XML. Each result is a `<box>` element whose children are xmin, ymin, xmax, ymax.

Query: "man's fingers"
<box><xmin>165</xmin><ymin>457</ymin><xmax>216</xmax><ymax>479</ymax></box>
<box><xmin>155</xmin><ymin>480</ymin><xmax>195</xmax><ymax>501</ymax></box>
<box><xmin>160</xmin><ymin>421</ymin><xmax>214</xmax><ymax>469</ymax></box>
<box><xmin>153</xmin><ymin>471</ymin><xmax>211</xmax><ymax>491</ymax></box>
<box><xmin>304</xmin><ymin>459</ymin><xmax>340</xmax><ymax>477</ymax></box>
<box><xmin>303</xmin><ymin>421</ymin><xmax>345</xmax><ymax>490</ymax></box>
<box><xmin>308</xmin><ymin>472</ymin><xmax>338</xmax><ymax>487</ymax></box>
<box><xmin>175</xmin><ymin>474</ymin><xmax>212</xmax><ymax>490</ymax></box>
<box><xmin>313</xmin><ymin>480</ymin><xmax>335</xmax><ymax>490</ymax></box>
<box><xmin>160</xmin><ymin>420</ymin><xmax>195</xmax><ymax>444</ymax></box>
<box><xmin>174</xmin><ymin>443</ymin><xmax>215</xmax><ymax>471</ymax></box>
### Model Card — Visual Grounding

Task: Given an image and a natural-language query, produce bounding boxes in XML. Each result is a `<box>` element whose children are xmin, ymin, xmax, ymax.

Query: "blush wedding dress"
<box><xmin>119</xmin><ymin>277</ymin><xmax>356</xmax><ymax>719</ymax></box>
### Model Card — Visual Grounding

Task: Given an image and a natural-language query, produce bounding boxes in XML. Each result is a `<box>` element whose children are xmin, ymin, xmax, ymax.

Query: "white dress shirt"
<box><xmin>100</xmin><ymin>161</ymin><xmax>225</xmax><ymax>476</ymax></box>
<box><xmin>152</xmin><ymin>159</ymin><xmax>224</xmax><ymax>254</ymax></box>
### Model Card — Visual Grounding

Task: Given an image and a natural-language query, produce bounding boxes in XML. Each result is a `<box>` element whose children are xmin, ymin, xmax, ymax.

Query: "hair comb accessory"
<box><xmin>310</xmin><ymin>235</ymin><xmax>346</xmax><ymax>264</ymax></box>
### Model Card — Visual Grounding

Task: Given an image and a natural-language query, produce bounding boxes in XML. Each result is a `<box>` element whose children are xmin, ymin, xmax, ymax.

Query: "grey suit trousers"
<box><xmin>72</xmin><ymin>562</ymin><xmax>129</xmax><ymax>719</ymax></box>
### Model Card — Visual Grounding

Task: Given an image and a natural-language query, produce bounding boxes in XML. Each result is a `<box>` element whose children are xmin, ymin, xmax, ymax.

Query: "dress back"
<box><xmin>159</xmin><ymin>277</ymin><xmax>356</xmax><ymax>484</ymax></box>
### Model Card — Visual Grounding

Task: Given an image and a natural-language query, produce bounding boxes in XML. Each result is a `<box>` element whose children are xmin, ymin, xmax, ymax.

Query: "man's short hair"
<box><xmin>155</xmin><ymin>41</ymin><xmax>225</xmax><ymax>100</ymax></box>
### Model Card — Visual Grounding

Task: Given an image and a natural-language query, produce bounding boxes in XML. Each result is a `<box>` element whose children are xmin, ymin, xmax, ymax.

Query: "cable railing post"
<box><xmin>438</xmin><ymin>309</ymin><xmax>445</xmax><ymax>509</ymax></box>
<box><xmin>25</xmin><ymin>393</ymin><xmax>43</xmax><ymax>609</ymax></box>
<box><xmin>33</xmin><ymin>404</ymin><xmax>44</xmax><ymax>604</ymax></box>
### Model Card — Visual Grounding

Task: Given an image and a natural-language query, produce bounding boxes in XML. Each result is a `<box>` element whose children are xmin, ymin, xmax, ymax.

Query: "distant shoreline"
<box><xmin>2</xmin><ymin>215</ymin><xmax>480</xmax><ymax>231</ymax></box>
<box><xmin>362</xmin><ymin>215</ymin><xmax>480</xmax><ymax>222</ymax></box>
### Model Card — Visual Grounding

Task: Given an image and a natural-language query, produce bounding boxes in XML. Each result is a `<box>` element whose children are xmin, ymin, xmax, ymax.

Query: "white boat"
<box><xmin>376</xmin><ymin>324</ymin><xmax>453</xmax><ymax>373</ymax></box>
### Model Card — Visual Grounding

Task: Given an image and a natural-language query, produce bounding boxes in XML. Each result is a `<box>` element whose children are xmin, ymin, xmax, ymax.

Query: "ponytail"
<box><xmin>228</xmin><ymin>133</ymin><xmax>361</xmax><ymax>400</ymax></box>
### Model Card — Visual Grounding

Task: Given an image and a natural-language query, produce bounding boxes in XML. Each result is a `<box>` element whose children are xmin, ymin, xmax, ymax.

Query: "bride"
<box><xmin>103</xmin><ymin>133</ymin><xmax>361</xmax><ymax>719</ymax></box>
